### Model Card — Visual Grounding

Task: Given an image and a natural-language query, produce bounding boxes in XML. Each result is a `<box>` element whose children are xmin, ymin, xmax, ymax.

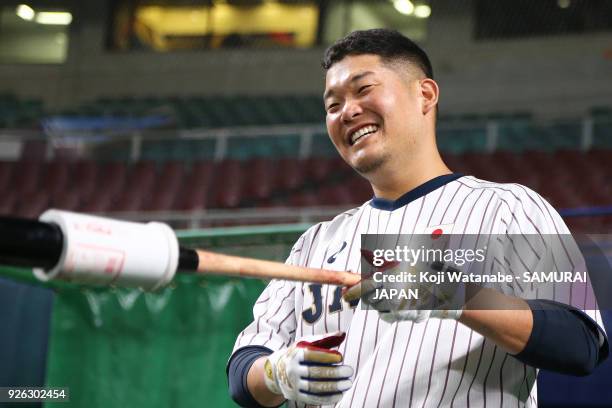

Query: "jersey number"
<box><xmin>302</xmin><ymin>284</ymin><xmax>360</xmax><ymax>324</ymax></box>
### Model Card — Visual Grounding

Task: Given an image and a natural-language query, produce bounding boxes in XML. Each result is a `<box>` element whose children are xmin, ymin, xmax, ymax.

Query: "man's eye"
<box><xmin>358</xmin><ymin>85</ymin><xmax>372</xmax><ymax>93</ymax></box>
<box><xmin>326</xmin><ymin>103</ymin><xmax>339</xmax><ymax>112</ymax></box>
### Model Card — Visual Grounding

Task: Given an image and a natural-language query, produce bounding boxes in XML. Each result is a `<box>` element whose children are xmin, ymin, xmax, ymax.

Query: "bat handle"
<box><xmin>0</xmin><ymin>216</ymin><xmax>63</xmax><ymax>269</ymax></box>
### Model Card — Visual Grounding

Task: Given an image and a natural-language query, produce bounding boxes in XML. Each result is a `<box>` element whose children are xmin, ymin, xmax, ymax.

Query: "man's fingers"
<box><xmin>299</xmin><ymin>379</ymin><xmax>353</xmax><ymax>394</ymax></box>
<box><xmin>298</xmin><ymin>364</ymin><xmax>354</xmax><ymax>380</ymax></box>
<box><xmin>342</xmin><ymin>279</ymin><xmax>379</xmax><ymax>302</ymax></box>
<box><xmin>342</xmin><ymin>281</ymin><xmax>362</xmax><ymax>301</ymax></box>
<box><xmin>302</xmin><ymin>348</ymin><xmax>343</xmax><ymax>364</ymax></box>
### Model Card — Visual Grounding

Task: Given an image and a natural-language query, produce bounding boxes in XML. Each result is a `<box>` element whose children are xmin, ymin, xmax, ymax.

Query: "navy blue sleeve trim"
<box><xmin>226</xmin><ymin>345</ymin><xmax>278</xmax><ymax>408</ymax></box>
<box><xmin>513</xmin><ymin>299</ymin><xmax>609</xmax><ymax>376</ymax></box>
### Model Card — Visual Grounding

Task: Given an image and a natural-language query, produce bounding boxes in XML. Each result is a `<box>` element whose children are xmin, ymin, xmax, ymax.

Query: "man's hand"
<box><xmin>343</xmin><ymin>259</ymin><xmax>464</xmax><ymax>323</ymax></box>
<box><xmin>263</xmin><ymin>332</ymin><xmax>353</xmax><ymax>405</ymax></box>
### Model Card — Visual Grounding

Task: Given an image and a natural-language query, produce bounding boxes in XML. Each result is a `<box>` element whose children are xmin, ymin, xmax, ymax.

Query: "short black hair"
<box><xmin>322</xmin><ymin>29</ymin><xmax>433</xmax><ymax>79</ymax></box>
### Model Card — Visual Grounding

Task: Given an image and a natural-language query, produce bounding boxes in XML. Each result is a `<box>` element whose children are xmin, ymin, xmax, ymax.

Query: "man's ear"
<box><xmin>420</xmin><ymin>78</ymin><xmax>439</xmax><ymax>115</ymax></box>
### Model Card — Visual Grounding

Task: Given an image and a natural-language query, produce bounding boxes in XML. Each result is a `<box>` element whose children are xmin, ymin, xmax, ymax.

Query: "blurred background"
<box><xmin>0</xmin><ymin>0</ymin><xmax>611</xmax><ymax>406</ymax></box>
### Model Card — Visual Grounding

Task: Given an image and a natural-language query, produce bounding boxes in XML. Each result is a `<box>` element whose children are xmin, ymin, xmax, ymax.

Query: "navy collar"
<box><xmin>369</xmin><ymin>173</ymin><xmax>463</xmax><ymax>211</ymax></box>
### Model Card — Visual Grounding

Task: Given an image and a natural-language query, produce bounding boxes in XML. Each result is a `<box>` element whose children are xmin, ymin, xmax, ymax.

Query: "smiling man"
<box><xmin>323</xmin><ymin>51</ymin><xmax>444</xmax><ymax>197</ymax></box>
<box><xmin>226</xmin><ymin>29</ymin><xmax>608</xmax><ymax>407</ymax></box>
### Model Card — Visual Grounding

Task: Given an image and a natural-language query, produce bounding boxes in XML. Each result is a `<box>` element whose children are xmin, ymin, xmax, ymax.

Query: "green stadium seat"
<box><xmin>310</xmin><ymin>132</ymin><xmax>337</xmax><ymax>157</ymax></box>
<box><xmin>593</xmin><ymin>122</ymin><xmax>612</xmax><ymax>149</ymax></box>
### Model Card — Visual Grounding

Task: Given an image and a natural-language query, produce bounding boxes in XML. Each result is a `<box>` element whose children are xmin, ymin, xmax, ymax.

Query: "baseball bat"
<box><xmin>0</xmin><ymin>213</ymin><xmax>360</xmax><ymax>288</ymax></box>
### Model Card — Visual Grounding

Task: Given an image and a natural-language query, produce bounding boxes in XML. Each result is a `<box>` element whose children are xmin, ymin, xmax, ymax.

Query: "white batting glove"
<box><xmin>378</xmin><ymin>308</ymin><xmax>462</xmax><ymax>323</ymax></box>
<box><xmin>263</xmin><ymin>332</ymin><xmax>353</xmax><ymax>405</ymax></box>
<box><xmin>343</xmin><ymin>259</ymin><xmax>464</xmax><ymax>323</ymax></box>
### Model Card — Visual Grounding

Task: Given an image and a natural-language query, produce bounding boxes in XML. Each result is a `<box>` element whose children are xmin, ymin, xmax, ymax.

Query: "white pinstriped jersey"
<box><xmin>232</xmin><ymin>175</ymin><xmax>606</xmax><ymax>408</ymax></box>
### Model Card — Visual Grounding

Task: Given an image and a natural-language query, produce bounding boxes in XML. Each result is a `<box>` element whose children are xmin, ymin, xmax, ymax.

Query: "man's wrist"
<box><xmin>261</xmin><ymin>355</ymin><xmax>281</xmax><ymax>396</ymax></box>
<box><xmin>248</xmin><ymin>357</ymin><xmax>286</xmax><ymax>407</ymax></box>
<box><xmin>227</xmin><ymin>346</ymin><xmax>277</xmax><ymax>408</ymax></box>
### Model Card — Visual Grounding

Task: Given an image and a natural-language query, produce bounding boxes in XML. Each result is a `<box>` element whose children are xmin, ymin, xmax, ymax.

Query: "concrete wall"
<box><xmin>0</xmin><ymin>0</ymin><xmax>610</xmax><ymax>118</ymax></box>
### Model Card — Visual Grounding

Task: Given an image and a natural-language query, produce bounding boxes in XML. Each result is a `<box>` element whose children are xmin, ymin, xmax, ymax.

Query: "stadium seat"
<box><xmin>113</xmin><ymin>189</ymin><xmax>143</xmax><ymax>212</ymax></box>
<box><xmin>49</xmin><ymin>189</ymin><xmax>80</xmax><ymax>212</ymax></box>
<box><xmin>289</xmin><ymin>191</ymin><xmax>320</xmax><ymax>207</ymax></box>
<box><xmin>243</xmin><ymin>158</ymin><xmax>276</xmax><ymax>201</ymax></box>
<box><xmin>0</xmin><ymin>194</ymin><xmax>16</xmax><ymax>215</ymax></box>
<box><xmin>43</xmin><ymin>161</ymin><xmax>71</xmax><ymax>199</ymax></box>
<box><xmin>175</xmin><ymin>161</ymin><xmax>215</xmax><ymax>211</ymax></box>
<box><xmin>0</xmin><ymin>161</ymin><xmax>13</xmax><ymax>194</ymax></box>
<box><xmin>306</xmin><ymin>157</ymin><xmax>349</xmax><ymax>183</ymax></box>
<box><xmin>13</xmin><ymin>161</ymin><xmax>43</xmax><ymax>197</ymax></box>
<box><xmin>210</xmin><ymin>160</ymin><xmax>244</xmax><ymax>208</ymax></box>
<box><xmin>441</xmin><ymin>153</ymin><xmax>471</xmax><ymax>176</ymax></box>
<box><xmin>16</xmin><ymin>191</ymin><xmax>49</xmax><ymax>218</ymax></box>
<box><xmin>79</xmin><ymin>162</ymin><xmax>127</xmax><ymax>213</ymax></box>
<box><xmin>113</xmin><ymin>161</ymin><xmax>156</xmax><ymax>212</ymax></box>
<box><xmin>71</xmin><ymin>161</ymin><xmax>99</xmax><ymax>200</ymax></box>
<box><xmin>278</xmin><ymin>158</ymin><xmax>307</xmax><ymax>190</ymax></box>
<box><xmin>345</xmin><ymin>176</ymin><xmax>372</xmax><ymax>204</ymax></box>
<box><xmin>145</xmin><ymin>162</ymin><xmax>184</xmax><ymax>211</ymax></box>
<box><xmin>317</xmin><ymin>185</ymin><xmax>354</xmax><ymax>206</ymax></box>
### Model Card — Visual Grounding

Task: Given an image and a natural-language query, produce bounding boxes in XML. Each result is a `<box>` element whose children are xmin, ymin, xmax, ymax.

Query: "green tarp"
<box><xmin>44</xmin><ymin>275</ymin><xmax>266</xmax><ymax>408</ymax></box>
<box><xmin>1</xmin><ymin>223</ymin><xmax>309</xmax><ymax>408</ymax></box>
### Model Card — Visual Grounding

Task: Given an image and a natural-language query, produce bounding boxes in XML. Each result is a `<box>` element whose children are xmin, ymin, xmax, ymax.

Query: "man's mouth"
<box><xmin>350</xmin><ymin>125</ymin><xmax>379</xmax><ymax>145</ymax></box>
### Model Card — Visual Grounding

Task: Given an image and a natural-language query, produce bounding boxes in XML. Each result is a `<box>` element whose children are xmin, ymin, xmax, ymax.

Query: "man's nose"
<box><xmin>341</xmin><ymin>99</ymin><xmax>363</xmax><ymax>123</ymax></box>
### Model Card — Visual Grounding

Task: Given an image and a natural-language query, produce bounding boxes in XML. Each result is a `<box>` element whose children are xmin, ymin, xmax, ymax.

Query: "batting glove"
<box><xmin>263</xmin><ymin>332</ymin><xmax>353</xmax><ymax>405</ymax></box>
<box><xmin>343</xmin><ymin>258</ymin><xmax>464</xmax><ymax>323</ymax></box>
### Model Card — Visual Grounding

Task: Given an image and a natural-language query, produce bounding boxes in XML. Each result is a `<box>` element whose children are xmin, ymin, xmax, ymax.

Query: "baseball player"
<box><xmin>227</xmin><ymin>29</ymin><xmax>608</xmax><ymax>407</ymax></box>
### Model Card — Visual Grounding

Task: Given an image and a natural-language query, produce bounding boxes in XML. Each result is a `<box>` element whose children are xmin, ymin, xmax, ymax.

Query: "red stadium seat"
<box><xmin>460</xmin><ymin>152</ymin><xmax>494</xmax><ymax>179</ymax></box>
<box><xmin>50</xmin><ymin>189</ymin><xmax>81</xmax><ymax>212</ymax></box>
<box><xmin>80</xmin><ymin>189</ymin><xmax>115</xmax><ymax>213</ymax></box>
<box><xmin>43</xmin><ymin>161</ymin><xmax>71</xmax><ymax>198</ymax></box>
<box><xmin>211</xmin><ymin>160</ymin><xmax>244</xmax><ymax>208</ymax></box>
<box><xmin>16</xmin><ymin>191</ymin><xmax>49</xmax><ymax>218</ymax></box>
<box><xmin>145</xmin><ymin>161</ymin><xmax>184</xmax><ymax>211</ymax></box>
<box><xmin>112</xmin><ymin>161</ymin><xmax>157</xmax><ymax>212</ymax></box>
<box><xmin>0</xmin><ymin>194</ymin><xmax>16</xmax><ymax>215</ymax></box>
<box><xmin>522</xmin><ymin>150</ymin><xmax>556</xmax><ymax>174</ymax></box>
<box><xmin>0</xmin><ymin>161</ymin><xmax>13</xmax><ymax>194</ymax></box>
<box><xmin>306</xmin><ymin>157</ymin><xmax>344</xmax><ymax>183</ymax></box>
<box><xmin>130</xmin><ymin>161</ymin><xmax>157</xmax><ymax>197</ymax></box>
<box><xmin>318</xmin><ymin>185</ymin><xmax>353</xmax><ymax>206</ymax></box>
<box><xmin>175</xmin><ymin>161</ymin><xmax>215</xmax><ymax>211</ymax></box>
<box><xmin>490</xmin><ymin>151</ymin><xmax>523</xmax><ymax>171</ymax></box>
<box><xmin>345</xmin><ymin>176</ymin><xmax>372</xmax><ymax>204</ymax></box>
<box><xmin>289</xmin><ymin>191</ymin><xmax>320</xmax><ymax>207</ymax></box>
<box><xmin>244</xmin><ymin>158</ymin><xmax>276</xmax><ymax>201</ymax></box>
<box><xmin>441</xmin><ymin>153</ymin><xmax>471</xmax><ymax>175</ymax></box>
<box><xmin>113</xmin><ymin>189</ymin><xmax>143</xmax><ymax>212</ymax></box>
<box><xmin>278</xmin><ymin>158</ymin><xmax>306</xmax><ymax>190</ymax></box>
<box><xmin>585</xmin><ymin>149</ymin><xmax>611</xmax><ymax>174</ymax></box>
<box><xmin>13</xmin><ymin>160</ymin><xmax>42</xmax><ymax>197</ymax></box>
<box><xmin>552</xmin><ymin>150</ymin><xmax>595</xmax><ymax>184</ymax></box>
<box><xmin>79</xmin><ymin>162</ymin><xmax>127</xmax><ymax>213</ymax></box>
<box><xmin>72</xmin><ymin>161</ymin><xmax>99</xmax><ymax>199</ymax></box>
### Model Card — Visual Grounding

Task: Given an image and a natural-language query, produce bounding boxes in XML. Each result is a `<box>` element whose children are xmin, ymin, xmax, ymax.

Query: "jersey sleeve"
<box><xmin>231</xmin><ymin>224</ymin><xmax>323</xmax><ymax>353</ymax></box>
<box><xmin>497</xmin><ymin>185</ymin><xmax>607</xmax><ymax>341</ymax></box>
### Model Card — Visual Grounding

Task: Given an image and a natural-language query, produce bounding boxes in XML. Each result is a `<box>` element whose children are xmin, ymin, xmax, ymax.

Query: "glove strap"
<box><xmin>263</xmin><ymin>354</ymin><xmax>282</xmax><ymax>395</ymax></box>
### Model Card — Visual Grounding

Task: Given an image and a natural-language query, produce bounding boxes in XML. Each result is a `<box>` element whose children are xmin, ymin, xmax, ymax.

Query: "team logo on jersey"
<box><xmin>326</xmin><ymin>241</ymin><xmax>347</xmax><ymax>264</ymax></box>
<box><xmin>423</xmin><ymin>223</ymin><xmax>454</xmax><ymax>239</ymax></box>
